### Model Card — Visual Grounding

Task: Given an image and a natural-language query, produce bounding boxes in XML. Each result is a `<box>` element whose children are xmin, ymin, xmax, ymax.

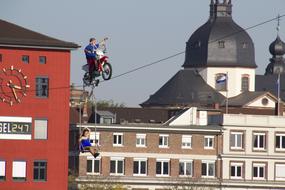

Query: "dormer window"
<box><xmin>192</xmin><ymin>41</ymin><xmax>201</xmax><ymax>49</ymax></box>
<box><xmin>242</xmin><ymin>42</ymin><xmax>248</xmax><ymax>49</ymax></box>
<box><xmin>218</xmin><ymin>41</ymin><xmax>225</xmax><ymax>48</ymax></box>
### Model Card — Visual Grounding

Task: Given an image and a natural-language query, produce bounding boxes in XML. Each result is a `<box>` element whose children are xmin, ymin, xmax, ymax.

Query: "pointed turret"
<box><xmin>265</xmin><ymin>15</ymin><xmax>285</xmax><ymax>75</ymax></box>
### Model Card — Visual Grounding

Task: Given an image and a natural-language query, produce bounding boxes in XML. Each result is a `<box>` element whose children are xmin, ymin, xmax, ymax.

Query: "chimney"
<box><xmin>275</xmin><ymin>102</ymin><xmax>284</xmax><ymax>116</ymax></box>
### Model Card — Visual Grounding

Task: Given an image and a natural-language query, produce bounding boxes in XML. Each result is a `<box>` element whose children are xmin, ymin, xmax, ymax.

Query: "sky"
<box><xmin>0</xmin><ymin>0</ymin><xmax>285</xmax><ymax>107</ymax></box>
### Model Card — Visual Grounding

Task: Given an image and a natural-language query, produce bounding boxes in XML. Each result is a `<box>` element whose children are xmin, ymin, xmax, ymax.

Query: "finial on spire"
<box><xmin>277</xmin><ymin>14</ymin><xmax>281</xmax><ymax>35</ymax></box>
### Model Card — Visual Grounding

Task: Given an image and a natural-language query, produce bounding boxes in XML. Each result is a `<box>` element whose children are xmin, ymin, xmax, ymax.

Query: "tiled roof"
<box><xmin>0</xmin><ymin>19</ymin><xmax>80</xmax><ymax>49</ymax></box>
<box><xmin>141</xmin><ymin>69</ymin><xmax>226</xmax><ymax>108</ymax></box>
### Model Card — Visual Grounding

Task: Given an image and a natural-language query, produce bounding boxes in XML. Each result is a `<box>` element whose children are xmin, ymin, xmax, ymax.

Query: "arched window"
<box><xmin>241</xmin><ymin>74</ymin><xmax>249</xmax><ymax>92</ymax></box>
<box><xmin>215</xmin><ymin>73</ymin><xmax>227</xmax><ymax>91</ymax></box>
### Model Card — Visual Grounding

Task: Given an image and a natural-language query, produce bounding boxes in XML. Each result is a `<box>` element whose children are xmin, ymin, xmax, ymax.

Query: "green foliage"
<box><xmin>79</xmin><ymin>183</ymin><xmax>127</xmax><ymax>190</ymax></box>
<box><xmin>96</xmin><ymin>99</ymin><xmax>125</xmax><ymax>108</ymax></box>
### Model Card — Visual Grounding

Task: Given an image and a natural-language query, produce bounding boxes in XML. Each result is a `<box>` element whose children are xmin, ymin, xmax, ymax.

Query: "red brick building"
<box><xmin>0</xmin><ymin>19</ymin><xmax>79</xmax><ymax>190</ymax></box>
<box><xmin>69</xmin><ymin>107</ymin><xmax>223</xmax><ymax>189</ymax></box>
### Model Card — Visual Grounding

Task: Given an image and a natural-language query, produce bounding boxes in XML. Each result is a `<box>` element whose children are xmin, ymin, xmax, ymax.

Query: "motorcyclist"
<box><xmin>84</xmin><ymin>37</ymin><xmax>108</xmax><ymax>80</ymax></box>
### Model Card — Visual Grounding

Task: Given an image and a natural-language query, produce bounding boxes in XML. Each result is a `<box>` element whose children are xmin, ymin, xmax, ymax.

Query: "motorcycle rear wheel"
<box><xmin>102</xmin><ymin>62</ymin><xmax>112</xmax><ymax>80</ymax></box>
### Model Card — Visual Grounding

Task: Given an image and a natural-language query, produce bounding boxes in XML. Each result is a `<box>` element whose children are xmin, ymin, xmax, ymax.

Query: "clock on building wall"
<box><xmin>0</xmin><ymin>66</ymin><xmax>30</xmax><ymax>106</ymax></box>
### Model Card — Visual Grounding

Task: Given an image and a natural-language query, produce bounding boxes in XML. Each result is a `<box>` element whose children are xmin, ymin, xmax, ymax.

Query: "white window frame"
<box><xmin>34</xmin><ymin>119</ymin><xmax>48</xmax><ymax>140</ymax></box>
<box><xmin>136</xmin><ymin>134</ymin><xmax>146</xmax><ymax>147</ymax></box>
<box><xmin>159</xmin><ymin>134</ymin><xmax>169</xmax><ymax>148</ymax></box>
<box><xmin>113</xmin><ymin>133</ymin><xmax>123</xmax><ymax>147</ymax></box>
<box><xmin>0</xmin><ymin>161</ymin><xmax>5</xmax><ymax>181</ymax></box>
<box><xmin>253</xmin><ymin>163</ymin><xmax>266</xmax><ymax>180</ymax></box>
<box><xmin>86</xmin><ymin>156</ymin><xmax>101</xmax><ymax>175</ymax></box>
<box><xmin>90</xmin><ymin>132</ymin><xmax>100</xmax><ymax>146</ymax></box>
<box><xmin>230</xmin><ymin>162</ymin><xmax>243</xmax><ymax>179</ymax></box>
<box><xmin>253</xmin><ymin>132</ymin><xmax>266</xmax><ymax>150</ymax></box>
<box><xmin>230</xmin><ymin>132</ymin><xmax>244</xmax><ymax>150</ymax></box>
<box><xmin>201</xmin><ymin>160</ymin><xmax>215</xmax><ymax>178</ymax></box>
<box><xmin>276</xmin><ymin>134</ymin><xmax>285</xmax><ymax>151</ymax></box>
<box><xmin>179</xmin><ymin>160</ymin><xmax>193</xmax><ymax>177</ymax></box>
<box><xmin>133</xmin><ymin>158</ymin><xmax>147</xmax><ymax>176</ymax></box>
<box><xmin>182</xmin><ymin>135</ymin><xmax>192</xmax><ymax>149</ymax></box>
<box><xmin>12</xmin><ymin>161</ymin><xmax>26</xmax><ymax>181</ymax></box>
<box><xmin>156</xmin><ymin>159</ymin><xmax>170</xmax><ymax>177</ymax></box>
<box><xmin>275</xmin><ymin>163</ymin><xmax>285</xmax><ymax>181</ymax></box>
<box><xmin>204</xmin><ymin>136</ymin><xmax>214</xmax><ymax>149</ymax></box>
<box><xmin>110</xmin><ymin>157</ymin><xmax>124</xmax><ymax>176</ymax></box>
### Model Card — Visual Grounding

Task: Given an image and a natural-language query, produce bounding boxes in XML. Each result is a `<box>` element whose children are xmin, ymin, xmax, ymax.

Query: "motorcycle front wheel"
<box><xmin>102</xmin><ymin>62</ymin><xmax>112</xmax><ymax>80</ymax></box>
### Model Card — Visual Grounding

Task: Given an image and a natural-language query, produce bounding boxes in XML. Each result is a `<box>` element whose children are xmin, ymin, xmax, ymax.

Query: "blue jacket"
<box><xmin>84</xmin><ymin>43</ymin><xmax>99</xmax><ymax>59</ymax></box>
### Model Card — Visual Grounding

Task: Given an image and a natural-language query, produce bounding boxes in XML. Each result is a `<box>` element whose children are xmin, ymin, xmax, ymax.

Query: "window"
<box><xmin>262</xmin><ymin>98</ymin><xmax>269</xmax><ymax>106</ymax></box>
<box><xmin>253</xmin><ymin>163</ymin><xmax>266</xmax><ymax>180</ymax></box>
<box><xmin>33</xmin><ymin>161</ymin><xmax>47</xmax><ymax>181</ymax></box>
<box><xmin>34</xmin><ymin>119</ymin><xmax>48</xmax><ymax>140</ymax></box>
<box><xmin>136</xmin><ymin>134</ymin><xmax>146</xmax><ymax>147</ymax></box>
<box><xmin>133</xmin><ymin>158</ymin><xmax>147</xmax><ymax>176</ymax></box>
<box><xmin>275</xmin><ymin>164</ymin><xmax>285</xmax><ymax>180</ymax></box>
<box><xmin>90</xmin><ymin>132</ymin><xmax>100</xmax><ymax>146</ymax></box>
<box><xmin>36</xmin><ymin>77</ymin><xmax>49</xmax><ymax>97</ymax></box>
<box><xmin>230</xmin><ymin>132</ymin><xmax>244</xmax><ymax>150</ymax></box>
<box><xmin>202</xmin><ymin>161</ymin><xmax>215</xmax><ymax>177</ymax></box>
<box><xmin>215</xmin><ymin>73</ymin><xmax>227</xmax><ymax>91</ymax></box>
<box><xmin>87</xmin><ymin>157</ymin><xmax>100</xmax><ymax>174</ymax></box>
<box><xmin>204</xmin><ymin>136</ymin><xmax>214</xmax><ymax>149</ymax></box>
<box><xmin>22</xmin><ymin>55</ymin><xmax>29</xmax><ymax>64</ymax></box>
<box><xmin>0</xmin><ymin>161</ymin><xmax>5</xmax><ymax>181</ymax></box>
<box><xmin>159</xmin><ymin>134</ymin><xmax>169</xmax><ymax>148</ymax></box>
<box><xmin>39</xmin><ymin>56</ymin><xmax>46</xmax><ymax>64</ymax></box>
<box><xmin>12</xmin><ymin>161</ymin><xmax>26</xmax><ymax>181</ymax></box>
<box><xmin>156</xmin><ymin>159</ymin><xmax>169</xmax><ymax>176</ymax></box>
<box><xmin>102</xmin><ymin>117</ymin><xmax>112</xmax><ymax>124</ymax></box>
<box><xmin>113</xmin><ymin>133</ymin><xmax>123</xmax><ymax>146</ymax></box>
<box><xmin>253</xmin><ymin>132</ymin><xmax>266</xmax><ymax>150</ymax></box>
<box><xmin>230</xmin><ymin>162</ymin><xmax>243</xmax><ymax>179</ymax></box>
<box><xmin>179</xmin><ymin>160</ymin><xmax>193</xmax><ymax>176</ymax></box>
<box><xmin>276</xmin><ymin>134</ymin><xmax>285</xmax><ymax>150</ymax></box>
<box><xmin>241</xmin><ymin>75</ymin><xmax>249</xmax><ymax>91</ymax></box>
<box><xmin>182</xmin><ymin>135</ymin><xmax>192</xmax><ymax>149</ymax></box>
<box><xmin>110</xmin><ymin>158</ymin><xmax>124</xmax><ymax>175</ymax></box>
<box><xmin>218</xmin><ymin>41</ymin><xmax>225</xmax><ymax>48</ymax></box>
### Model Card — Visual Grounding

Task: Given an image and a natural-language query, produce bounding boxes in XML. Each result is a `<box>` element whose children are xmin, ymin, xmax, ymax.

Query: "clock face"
<box><xmin>0</xmin><ymin>66</ymin><xmax>30</xmax><ymax>106</ymax></box>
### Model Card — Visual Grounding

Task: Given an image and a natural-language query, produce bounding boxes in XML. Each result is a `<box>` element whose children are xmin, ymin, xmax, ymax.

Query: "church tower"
<box><xmin>184</xmin><ymin>0</ymin><xmax>256</xmax><ymax>98</ymax></box>
<box><xmin>141</xmin><ymin>0</ymin><xmax>259</xmax><ymax>108</ymax></box>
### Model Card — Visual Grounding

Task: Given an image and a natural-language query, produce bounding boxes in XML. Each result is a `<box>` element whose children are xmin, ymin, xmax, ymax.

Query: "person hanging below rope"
<box><xmin>79</xmin><ymin>128</ymin><xmax>100</xmax><ymax>158</ymax></box>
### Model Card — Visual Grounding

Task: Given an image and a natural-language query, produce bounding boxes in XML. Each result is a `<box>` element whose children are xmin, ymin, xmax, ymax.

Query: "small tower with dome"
<box><xmin>265</xmin><ymin>16</ymin><xmax>285</xmax><ymax>75</ymax></box>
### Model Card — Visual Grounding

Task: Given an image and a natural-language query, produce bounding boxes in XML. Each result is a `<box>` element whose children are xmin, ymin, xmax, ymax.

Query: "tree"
<box><xmin>96</xmin><ymin>99</ymin><xmax>125</xmax><ymax>108</ymax></box>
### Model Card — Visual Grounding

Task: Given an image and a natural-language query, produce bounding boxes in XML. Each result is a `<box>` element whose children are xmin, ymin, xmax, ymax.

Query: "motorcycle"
<box><xmin>82</xmin><ymin>44</ymin><xmax>112</xmax><ymax>86</ymax></box>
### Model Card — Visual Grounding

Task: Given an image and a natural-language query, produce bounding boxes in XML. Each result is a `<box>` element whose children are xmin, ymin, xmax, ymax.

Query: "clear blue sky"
<box><xmin>1</xmin><ymin>0</ymin><xmax>285</xmax><ymax>106</ymax></box>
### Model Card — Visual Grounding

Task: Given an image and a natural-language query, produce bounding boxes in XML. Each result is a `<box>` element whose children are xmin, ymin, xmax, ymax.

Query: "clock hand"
<box><xmin>11</xmin><ymin>87</ymin><xmax>18</xmax><ymax>101</ymax></box>
<box><xmin>12</xmin><ymin>84</ymin><xmax>22</xmax><ymax>90</ymax></box>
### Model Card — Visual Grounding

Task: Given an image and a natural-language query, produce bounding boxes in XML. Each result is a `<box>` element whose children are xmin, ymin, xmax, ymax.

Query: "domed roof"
<box><xmin>183</xmin><ymin>1</ymin><xmax>257</xmax><ymax>68</ymax></box>
<box><xmin>269</xmin><ymin>35</ymin><xmax>285</xmax><ymax>56</ymax></box>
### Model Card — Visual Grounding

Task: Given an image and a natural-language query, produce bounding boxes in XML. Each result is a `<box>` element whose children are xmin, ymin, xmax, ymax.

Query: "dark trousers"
<box><xmin>87</xmin><ymin>58</ymin><xmax>98</xmax><ymax>75</ymax></box>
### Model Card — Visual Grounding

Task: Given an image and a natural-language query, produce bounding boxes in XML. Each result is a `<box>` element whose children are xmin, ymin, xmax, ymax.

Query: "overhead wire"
<box><xmin>0</xmin><ymin>14</ymin><xmax>284</xmax><ymax>95</ymax></box>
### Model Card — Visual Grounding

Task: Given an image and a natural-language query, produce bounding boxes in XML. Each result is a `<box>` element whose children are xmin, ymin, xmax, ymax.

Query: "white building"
<box><xmin>210</xmin><ymin>114</ymin><xmax>285</xmax><ymax>189</ymax></box>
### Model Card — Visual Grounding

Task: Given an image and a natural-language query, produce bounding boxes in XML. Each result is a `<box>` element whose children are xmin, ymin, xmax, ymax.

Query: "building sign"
<box><xmin>0</xmin><ymin>116</ymin><xmax>32</xmax><ymax>140</ymax></box>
